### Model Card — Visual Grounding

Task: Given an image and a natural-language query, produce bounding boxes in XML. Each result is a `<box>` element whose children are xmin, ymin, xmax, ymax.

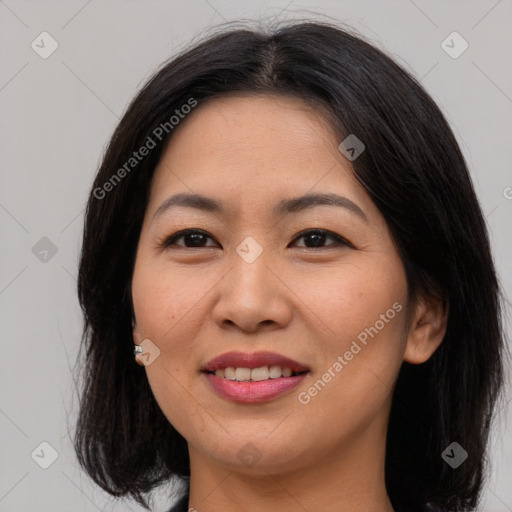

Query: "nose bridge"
<box><xmin>230</xmin><ymin>237</ymin><xmax>276</xmax><ymax>301</ymax></box>
<box><xmin>212</xmin><ymin>238</ymin><xmax>291</xmax><ymax>331</ymax></box>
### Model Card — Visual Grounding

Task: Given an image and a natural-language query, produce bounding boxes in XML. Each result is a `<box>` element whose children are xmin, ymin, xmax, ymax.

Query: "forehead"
<box><xmin>146</xmin><ymin>94</ymin><xmax>376</xmax><ymax>221</ymax></box>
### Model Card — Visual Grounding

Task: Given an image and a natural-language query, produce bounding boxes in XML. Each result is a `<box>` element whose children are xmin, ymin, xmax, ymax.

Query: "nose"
<box><xmin>211</xmin><ymin>250</ymin><xmax>293</xmax><ymax>333</ymax></box>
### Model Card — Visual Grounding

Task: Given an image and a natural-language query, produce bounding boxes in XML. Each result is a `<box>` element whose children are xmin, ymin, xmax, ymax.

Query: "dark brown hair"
<box><xmin>74</xmin><ymin>20</ymin><xmax>507</xmax><ymax>511</ymax></box>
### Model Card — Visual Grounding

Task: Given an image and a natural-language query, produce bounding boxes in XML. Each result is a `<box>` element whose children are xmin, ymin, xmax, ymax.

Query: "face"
<box><xmin>131</xmin><ymin>94</ymin><xmax>413</xmax><ymax>475</ymax></box>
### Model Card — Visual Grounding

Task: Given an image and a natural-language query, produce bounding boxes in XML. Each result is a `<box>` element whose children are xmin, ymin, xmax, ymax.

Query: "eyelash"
<box><xmin>161</xmin><ymin>228</ymin><xmax>354</xmax><ymax>250</ymax></box>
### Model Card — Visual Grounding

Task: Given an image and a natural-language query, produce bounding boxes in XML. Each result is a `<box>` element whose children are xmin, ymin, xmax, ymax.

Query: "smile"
<box><xmin>201</xmin><ymin>350</ymin><xmax>311</xmax><ymax>403</ymax></box>
<box><xmin>210</xmin><ymin>365</ymin><xmax>302</xmax><ymax>381</ymax></box>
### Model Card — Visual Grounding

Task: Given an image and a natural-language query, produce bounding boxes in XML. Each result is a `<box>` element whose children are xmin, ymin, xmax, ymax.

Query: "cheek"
<box><xmin>289</xmin><ymin>256</ymin><xmax>408</xmax><ymax>349</ymax></box>
<box><xmin>132</xmin><ymin>257</ymin><xmax>205</xmax><ymax>338</ymax></box>
<box><xmin>290</xmin><ymin>260</ymin><xmax>407</xmax><ymax>433</ymax></box>
<box><xmin>131</xmin><ymin>258</ymin><xmax>208</xmax><ymax>431</ymax></box>
<box><xmin>131</xmin><ymin>256</ymin><xmax>222</xmax><ymax>403</ymax></box>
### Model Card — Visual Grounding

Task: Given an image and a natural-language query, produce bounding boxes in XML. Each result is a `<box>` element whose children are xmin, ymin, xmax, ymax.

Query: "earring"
<box><xmin>134</xmin><ymin>345</ymin><xmax>144</xmax><ymax>366</ymax></box>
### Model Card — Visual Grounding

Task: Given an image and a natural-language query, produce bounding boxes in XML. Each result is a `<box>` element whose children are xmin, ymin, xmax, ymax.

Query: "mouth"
<box><xmin>201</xmin><ymin>351</ymin><xmax>310</xmax><ymax>403</ymax></box>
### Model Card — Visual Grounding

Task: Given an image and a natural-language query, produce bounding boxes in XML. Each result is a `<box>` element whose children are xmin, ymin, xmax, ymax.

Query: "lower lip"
<box><xmin>204</xmin><ymin>372</ymin><xmax>308</xmax><ymax>403</ymax></box>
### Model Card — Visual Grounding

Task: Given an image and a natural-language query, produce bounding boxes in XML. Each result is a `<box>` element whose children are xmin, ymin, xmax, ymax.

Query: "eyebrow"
<box><xmin>152</xmin><ymin>192</ymin><xmax>368</xmax><ymax>223</ymax></box>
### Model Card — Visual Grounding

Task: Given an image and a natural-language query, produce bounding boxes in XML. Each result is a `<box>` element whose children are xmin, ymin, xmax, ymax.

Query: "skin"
<box><xmin>131</xmin><ymin>94</ymin><xmax>447</xmax><ymax>512</ymax></box>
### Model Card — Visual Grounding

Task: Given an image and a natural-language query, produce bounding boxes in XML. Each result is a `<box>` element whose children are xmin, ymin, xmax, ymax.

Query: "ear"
<box><xmin>404</xmin><ymin>295</ymin><xmax>448</xmax><ymax>364</ymax></box>
<box><xmin>132</xmin><ymin>319</ymin><xmax>142</xmax><ymax>345</ymax></box>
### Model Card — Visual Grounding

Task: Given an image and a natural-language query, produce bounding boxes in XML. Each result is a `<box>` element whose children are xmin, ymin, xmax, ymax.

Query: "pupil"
<box><xmin>306</xmin><ymin>232</ymin><xmax>325</xmax><ymax>247</ymax></box>
<box><xmin>187</xmin><ymin>233</ymin><xmax>205</xmax><ymax>247</ymax></box>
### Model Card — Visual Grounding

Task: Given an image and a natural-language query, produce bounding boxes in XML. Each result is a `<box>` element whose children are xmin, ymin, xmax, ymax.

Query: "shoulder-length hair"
<box><xmin>74</xmin><ymin>20</ymin><xmax>506</xmax><ymax>512</ymax></box>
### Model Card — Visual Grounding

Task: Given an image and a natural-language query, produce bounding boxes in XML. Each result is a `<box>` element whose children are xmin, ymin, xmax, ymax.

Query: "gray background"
<box><xmin>1</xmin><ymin>1</ymin><xmax>511</xmax><ymax>511</ymax></box>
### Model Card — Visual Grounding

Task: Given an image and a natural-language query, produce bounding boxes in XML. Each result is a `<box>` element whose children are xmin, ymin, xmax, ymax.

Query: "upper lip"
<box><xmin>202</xmin><ymin>351</ymin><xmax>310</xmax><ymax>373</ymax></box>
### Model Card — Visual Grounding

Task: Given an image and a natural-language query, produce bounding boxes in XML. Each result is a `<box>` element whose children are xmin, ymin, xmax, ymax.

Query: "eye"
<box><xmin>162</xmin><ymin>229</ymin><xmax>219</xmax><ymax>248</ymax></box>
<box><xmin>290</xmin><ymin>229</ymin><xmax>354</xmax><ymax>249</ymax></box>
<box><xmin>161</xmin><ymin>228</ymin><xmax>353</xmax><ymax>250</ymax></box>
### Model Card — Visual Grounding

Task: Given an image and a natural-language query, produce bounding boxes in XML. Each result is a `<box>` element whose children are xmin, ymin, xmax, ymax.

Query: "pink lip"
<box><xmin>201</xmin><ymin>351</ymin><xmax>310</xmax><ymax>403</ymax></box>
<box><xmin>201</xmin><ymin>350</ymin><xmax>310</xmax><ymax>373</ymax></box>
<box><xmin>204</xmin><ymin>372</ymin><xmax>309</xmax><ymax>403</ymax></box>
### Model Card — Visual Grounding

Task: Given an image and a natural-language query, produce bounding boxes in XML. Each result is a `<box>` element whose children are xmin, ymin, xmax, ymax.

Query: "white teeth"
<box><xmin>224</xmin><ymin>367</ymin><xmax>236</xmax><ymax>380</ymax></box>
<box><xmin>269</xmin><ymin>365</ymin><xmax>282</xmax><ymax>379</ymax></box>
<box><xmin>251</xmin><ymin>367</ymin><xmax>269</xmax><ymax>381</ymax></box>
<box><xmin>235</xmin><ymin>367</ymin><xmax>251</xmax><ymax>381</ymax></box>
<box><xmin>214</xmin><ymin>366</ymin><xmax>296</xmax><ymax>381</ymax></box>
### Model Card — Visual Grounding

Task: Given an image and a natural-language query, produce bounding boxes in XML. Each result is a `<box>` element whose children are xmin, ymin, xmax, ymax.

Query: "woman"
<box><xmin>74</xmin><ymin>20</ymin><xmax>506</xmax><ymax>512</ymax></box>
